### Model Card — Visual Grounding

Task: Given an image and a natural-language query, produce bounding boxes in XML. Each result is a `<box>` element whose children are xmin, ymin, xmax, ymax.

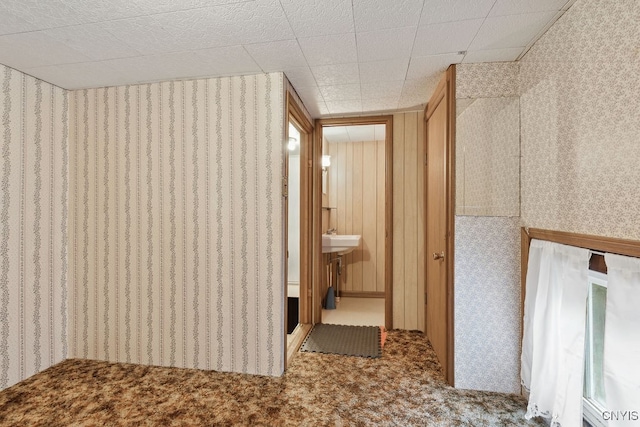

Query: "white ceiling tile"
<box><xmin>43</xmin><ymin>23</ymin><xmax>141</xmax><ymax>61</ymax></box>
<box><xmin>356</xmin><ymin>27</ymin><xmax>417</xmax><ymax>62</ymax></box>
<box><xmin>406</xmin><ymin>53</ymin><xmax>462</xmax><ymax>80</ymax></box>
<box><xmin>283</xmin><ymin>67</ymin><xmax>318</xmax><ymax>88</ymax></box>
<box><xmin>298</xmin><ymin>33</ymin><xmax>358</xmax><ymax>66</ymax></box>
<box><xmin>101</xmin><ymin>52</ymin><xmax>218</xmax><ymax>83</ymax></box>
<box><xmin>413</xmin><ymin>19</ymin><xmax>484</xmax><ymax>56</ymax></box>
<box><xmin>462</xmin><ymin>47</ymin><xmax>523</xmax><ymax>63</ymax></box>
<box><xmin>132</xmin><ymin>0</ymin><xmax>252</xmax><ymax>16</ymax></box>
<box><xmin>24</xmin><ymin>62</ymin><xmax>130</xmax><ymax>90</ymax></box>
<box><xmin>61</xmin><ymin>0</ymin><xmax>146</xmax><ymax>23</ymax></box>
<box><xmin>324</xmin><ymin>126</ymin><xmax>350</xmax><ymax>143</ymax></box>
<box><xmin>469</xmin><ymin>11</ymin><xmax>558</xmax><ymax>51</ymax></box>
<box><xmin>193</xmin><ymin>46</ymin><xmax>262</xmax><ymax>76</ymax></box>
<box><xmin>149</xmin><ymin>0</ymin><xmax>294</xmax><ymax>52</ymax></box>
<box><xmin>401</xmin><ymin>74</ymin><xmax>444</xmax><ymax>106</ymax></box>
<box><xmin>360</xmin><ymin>81</ymin><xmax>404</xmax><ymax>100</ymax></box>
<box><xmin>353</xmin><ymin>0</ymin><xmax>424</xmax><ymax>32</ymax></box>
<box><xmin>292</xmin><ymin>85</ymin><xmax>325</xmax><ymax>109</ymax></box>
<box><xmin>0</xmin><ymin>11</ymin><xmax>35</xmax><ymax>36</ymax></box>
<box><xmin>319</xmin><ymin>84</ymin><xmax>361</xmax><ymax>102</ymax></box>
<box><xmin>326</xmin><ymin>99</ymin><xmax>362</xmax><ymax>115</ymax></box>
<box><xmin>489</xmin><ymin>0</ymin><xmax>569</xmax><ymax>17</ymax></box>
<box><xmin>0</xmin><ymin>32</ymin><xmax>92</xmax><ymax>69</ymax></box>
<box><xmin>362</xmin><ymin>98</ymin><xmax>398</xmax><ymax>113</ymax></box>
<box><xmin>347</xmin><ymin>125</ymin><xmax>375</xmax><ymax>141</ymax></box>
<box><xmin>1</xmin><ymin>0</ymin><xmax>81</xmax><ymax>30</ymax></box>
<box><xmin>420</xmin><ymin>0</ymin><xmax>495</xmax><ymax>25</ymax></box>
<box><xmin>279</xmin><ymin>0</ymin><xmax>353</xmax><ymax>37</ymax></box>
<box><xmin>100</xmin><ymin>16</ymin><xmax>180</xmax><ymax>55</ymax></box>
<box><xmin>312</xmin><ymin>63</ymin><xmax>360</xmax><ymax>86</ymax></box>
<box><xmin>359</xmin><ymin>59</ymin><xmax>409</xmax><ymax>83</ymax></box>
<box><xmin>244</xmin><ymin>40</ymin><xmax>307</xmax><ymax>72</ymax></box>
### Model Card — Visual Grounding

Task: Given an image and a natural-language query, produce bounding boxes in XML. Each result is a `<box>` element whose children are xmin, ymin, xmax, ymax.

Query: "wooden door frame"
<box><xmin>285</xmin><ymin>92</ymin><xmax>314</xmax><ymax>366</ymax></box>
<box><xmin>313</xmin><ymin>116</ymin><xmax>394</xmax><ymax>331</ymax></box>
<box><xmin>424</xmin><ymin>65</ymin><xmax>456</xmax><ymax>386</ymax></box>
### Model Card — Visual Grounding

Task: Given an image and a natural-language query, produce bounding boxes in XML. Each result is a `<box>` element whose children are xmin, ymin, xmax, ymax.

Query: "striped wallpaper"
<box><xmin>0</xmin><ymin>64</ymin><xmax>69</xmax><ymax>390</ymax></box>
<box><xmin>68</xmin><ymin>73</ymin><xmax>286</xmax><ymax>376</ymax></box>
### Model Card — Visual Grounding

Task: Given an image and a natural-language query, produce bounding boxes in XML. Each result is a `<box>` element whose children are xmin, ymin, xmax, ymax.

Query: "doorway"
<box><xmin>314</xmin><ymin>116</ymin><xmax>393</xmax><ymax>331</ymax></box>
<box><xmin>285</xmin><ymin>93</ymin><xmax>313</xmax><ymax>365</ymax></box>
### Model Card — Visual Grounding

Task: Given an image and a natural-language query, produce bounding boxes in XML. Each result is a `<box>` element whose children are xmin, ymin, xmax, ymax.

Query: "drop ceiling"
<box><xmin>0</xmin><ymin>0</ymin><xmax>573</xmax><ymax>117</ymax></box>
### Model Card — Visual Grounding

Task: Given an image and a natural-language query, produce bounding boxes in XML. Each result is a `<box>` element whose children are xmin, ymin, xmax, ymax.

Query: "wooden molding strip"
<box><xmin>524</xmin><ymin>227</ymin><xmax>640</xmax><ymax>258</ymax></box>
<box><xmin>339</xmin><ymin>291</ymin><xmax>385</xmax><ymax>298</ymax></box>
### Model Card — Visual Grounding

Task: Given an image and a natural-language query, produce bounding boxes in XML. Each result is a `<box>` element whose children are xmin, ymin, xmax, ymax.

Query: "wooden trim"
<box><xmin>313</xmin><ymin>122</ymin><xmax>324</xmax><ymax>324</ymax></box>
<box><xmin>525</xmin><ymin>228</ymin><xmax>640</xmax><ymax>258</ymax></box>
<box><xmin>339</xmin><ymin>291</ymin><xmax>385</xmax><ymax>298</ymax></box>
<box><xmin>285</xmin><ymin>93</ymin><xmax>314</xmax><ymax>368</ymax></box>
<box><xmin>286</xmin><ymin>323</ymin><xmax>312</xmax><ymax>364</ymax></box>
<box><xmin>445</xmin><ymin>65</ymin><xmax>456</xmax><ymax>387</ymax></box>
<box><xmin>316</xmin><ymin>115</ymin><xmax>394</xmax><ymax>330</ymax></box>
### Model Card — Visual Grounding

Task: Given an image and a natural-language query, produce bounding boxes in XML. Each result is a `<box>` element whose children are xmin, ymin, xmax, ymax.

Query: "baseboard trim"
<box><xmin>339</xmin><ymin>291</ymin><xmax>385</xmax><ymax>298</ymax></box>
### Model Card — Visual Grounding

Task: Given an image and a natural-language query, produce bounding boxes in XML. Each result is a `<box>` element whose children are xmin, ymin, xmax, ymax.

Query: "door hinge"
<box><xmin>282</xmin><ymin>176</ymin><xmax>288</xmax><ymax>198</ymax></box>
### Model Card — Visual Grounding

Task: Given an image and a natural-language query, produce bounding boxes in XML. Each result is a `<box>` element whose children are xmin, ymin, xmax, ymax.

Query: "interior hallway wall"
<box><xmin>392</xmin><ymin>111</ymin><xmax>425</xmax><ymax>331</ymax></box>
<box><xmin>68</xmin><ymin>73</ymin><xmax>286</xmax><ymax>376</ymax></box>
<box><xmin>454</xmin><ymin>62</ymin><xmax>521</xmax><ymax>394</ymax></box>
<box><xmin>0</xmin><ymin>64</ymin><xmax>69</xmax><ymax>390</ymax></box>
<box><xmin>326</xmin><ymin>138</ymin><xmax>385</xmax><ymax>294</ymax></box>
<box><xmin>519</xmin><ymin>0</ymin><xmax>640</xmax><ymax>240</ymax></box>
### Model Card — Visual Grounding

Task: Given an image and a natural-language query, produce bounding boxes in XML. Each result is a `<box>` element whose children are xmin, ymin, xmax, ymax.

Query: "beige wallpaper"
<box><xmin>0</xmin><ymin>65</ymin><xmax>69</xmax><ymax>390</ymax></box>
<box><xmin>453</xmin><ymin>63</ymin><xmax>522</xmax><ymax>393</ymax></box>
<box><xmin>326</xmin><ymin>139</ymin><xmax>386</xmax><ymax>294</ymax></box>
<box><xmin>68</xmin><ymin>73</ymin><xmax>286</xmax><ymax>376</ymax></box>
<box><xmin>392</xmin><ymin>111</ymin><xmax>425</xmax><ymax>331</ymax></box>
<box><xmin>519</xmin><ymin>0</ymin><xmax>640</xmax><ymax>240</ymax></box>
<box><xmin>456</xmin><ymin>97</ymin><xmax>520</xmax><ymax>217</ymax></box>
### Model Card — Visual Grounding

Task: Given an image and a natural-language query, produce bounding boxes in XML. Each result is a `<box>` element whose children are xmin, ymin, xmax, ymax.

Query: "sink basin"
<box><xmin>322</xmin><ymin>234</ymin><xmax>361</xmax><ymax>254</ymax></box>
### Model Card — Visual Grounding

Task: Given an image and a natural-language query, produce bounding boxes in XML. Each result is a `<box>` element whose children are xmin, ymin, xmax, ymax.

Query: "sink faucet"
<box><xmin>326</xmin><ymin>228</ymin><xmax>337</xmax><ymax>235</ymax></box>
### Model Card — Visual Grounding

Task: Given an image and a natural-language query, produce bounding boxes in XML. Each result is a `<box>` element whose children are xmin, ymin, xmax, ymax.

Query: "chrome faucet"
<box><xmin>326</xmin><ymin>228</ymin><xmax>337</xmax><ymax>235</ymax></box>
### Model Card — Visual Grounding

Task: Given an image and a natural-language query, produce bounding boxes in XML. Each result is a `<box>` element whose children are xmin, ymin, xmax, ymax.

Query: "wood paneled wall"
<box><xmin>326</xmin><ymin>139</ymin><xmax>385</xmax><ymax>294</ymax></box>
<box><xmin>392</xmin><ymin>111</ymin><xmax>425</xmax><ymax>331</ymax></box>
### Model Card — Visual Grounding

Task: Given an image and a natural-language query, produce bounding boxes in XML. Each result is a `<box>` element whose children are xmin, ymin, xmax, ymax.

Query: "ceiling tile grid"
<box><xmin>0</xmin><ymin>0</ymin><xmax>573</xmax><ymax>116</ymax></box>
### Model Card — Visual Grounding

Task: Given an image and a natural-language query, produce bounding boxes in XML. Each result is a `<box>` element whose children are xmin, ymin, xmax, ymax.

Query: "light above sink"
<box><xmin>322</xmin><ymin>234</ymin><xmax>361</xmax><ymax>254</ymax></box>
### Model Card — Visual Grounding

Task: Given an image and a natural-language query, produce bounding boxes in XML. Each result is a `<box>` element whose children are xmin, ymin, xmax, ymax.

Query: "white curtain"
<box><xmin>603</xmin><ymin>253</ymin><xmax>640</xmax><ymax>426</ymax></box>
<box><xmin>521</xmin><ymin>239</ymin><xmax>590</xmax><ymax>426</ymax></box>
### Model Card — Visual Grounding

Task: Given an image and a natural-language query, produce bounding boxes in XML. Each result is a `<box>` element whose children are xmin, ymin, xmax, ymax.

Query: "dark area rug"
<box><xmin>300</xmin><ymin>323</ymin><xmax>381</xmax><ymax>358</ymax></box>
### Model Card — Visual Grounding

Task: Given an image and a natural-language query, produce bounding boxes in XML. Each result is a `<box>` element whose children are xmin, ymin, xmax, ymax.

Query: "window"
<box><xmin>583</xmin><ymin>269</ymin><xmax>608</xmax><ymax>427</ymax></box>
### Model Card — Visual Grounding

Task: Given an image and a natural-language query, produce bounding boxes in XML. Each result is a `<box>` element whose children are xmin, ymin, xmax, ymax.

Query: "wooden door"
<box><xmin>424</xmin><ymin>66</ymin><xmax>455</xmax><ymax>385</ymax></box>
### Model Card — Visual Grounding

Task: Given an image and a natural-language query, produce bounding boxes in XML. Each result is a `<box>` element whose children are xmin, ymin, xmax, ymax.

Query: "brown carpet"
<box><xmin>0</xmin><ymin>330</ymin><xmax>544</xmax><ymax>426</ymax></box>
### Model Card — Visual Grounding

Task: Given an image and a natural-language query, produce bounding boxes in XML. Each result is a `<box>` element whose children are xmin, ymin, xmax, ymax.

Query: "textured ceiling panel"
<box><xmin>312</xmin><ymin>63</ymin><xmax>360</xmax><ymax>86</ymax></box>
<box><xmin>353</xmin><ymin>0</ymin><xmax>424</xmax><ymax>32</ymax></box>
<box><xmin>279</xmin><ymin>0</ymin><xmax>353</xmax><ymax>38</ymax></box>
<box><xmin>406</xmin><ymin>53</ymin><xmax>464</xmax><ymax>80</ymax></box>
<box><xmin>421</xmin><ymin>0</ymin><xmax>495</xmax><ymax>24</ymax></box>
<box><xmin>244</xmin><ymin>40</ymin><xmax>308</xmax><ymax>72</ymax></box>
<box><xmin>356</xmin><ymin>27</ymin><xmax>417</xmax><ymax>63</ymax></box>
<box><xmin>298</xmin><ymin>33</ymin><xmax>358</xmax><ymax>66</ymax></box>
<box><xmin>489</xmin><ymin>0</ymin><xmax>570</xmax><ymax>17</ymax></box>
<box><xmin>413</xmin><ymin>19</ymin><xmax>484</xmax><ymax>56</ymax></box>
<box><xmin>469</xmin><ymin>11</ymin><xmax>559</xmax><ymax>51</ymax></box>
<box><xmin>359</xmin><ymin>59</ymin><xmax>410</xmax><ymax>83</ymax></box>
<box><xmin>462</xmin><ymin>48</ymin><xmax>523</xmax><ymax>63</ymax></box>
<box><xmin>320</xmin><ymin>84</ymin><xmax>361</xmax><ymax>102</ymax></box>
<box><xmin>0</xmin><ymin>0</ymin><xmax>572</xmax><ymax>116</ymax></box>
<box><xmin>43</xmin><ymin>24</ymin><xmax>142</xmax><ymax>61</ymax></box>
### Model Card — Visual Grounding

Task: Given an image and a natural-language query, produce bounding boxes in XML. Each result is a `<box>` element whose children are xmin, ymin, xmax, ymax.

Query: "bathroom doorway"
<box><xmin>285</xmin><ymin>93</ymin><xmax>313</xmax><ymax>365</ymax></box>
<box><xmin>314</xmin><ymin>116</ymin><xmax>393</xmax><ymax>330</ymax></box>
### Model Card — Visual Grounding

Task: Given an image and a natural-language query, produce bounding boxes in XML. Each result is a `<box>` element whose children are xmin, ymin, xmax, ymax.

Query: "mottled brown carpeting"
<box><xmin>0</xmin><ymin>330</ymin><xmax>544</xmax><ymax>426</ymax></box>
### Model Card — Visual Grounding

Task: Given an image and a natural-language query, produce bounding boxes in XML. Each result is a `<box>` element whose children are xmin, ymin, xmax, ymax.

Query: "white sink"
<box><xmin>322</xmin><ymin>234</ymin><xmax>361</xmax><ymax>254</ymax></box>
